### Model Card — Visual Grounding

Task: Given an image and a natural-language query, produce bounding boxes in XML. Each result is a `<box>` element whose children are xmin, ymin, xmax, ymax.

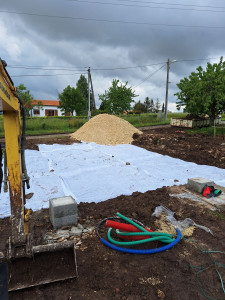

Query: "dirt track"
<box><xmin>1</xmin><ymin>126</ymin><xmax>225</xmax><ymax>299</ymax></box>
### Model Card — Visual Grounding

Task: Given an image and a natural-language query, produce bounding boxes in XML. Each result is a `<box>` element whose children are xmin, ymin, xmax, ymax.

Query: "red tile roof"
<box><xmin>32</xmin><ymin>100</ymin><xmax>60</xmax><ymax>107</ymax></box>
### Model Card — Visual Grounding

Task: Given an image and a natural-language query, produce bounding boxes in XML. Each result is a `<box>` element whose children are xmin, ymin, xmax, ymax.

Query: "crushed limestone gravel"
<box><xmin>70</xmin><ymin>114</ymin><xmax>142</xmax><ymax>145</ymax></box>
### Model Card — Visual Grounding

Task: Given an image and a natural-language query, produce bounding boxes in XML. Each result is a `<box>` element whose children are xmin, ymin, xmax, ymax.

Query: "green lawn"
<box><xmin>0</xmin><ymin>112</ymin><xmax>224</xmax><ymax>137</ymax></box>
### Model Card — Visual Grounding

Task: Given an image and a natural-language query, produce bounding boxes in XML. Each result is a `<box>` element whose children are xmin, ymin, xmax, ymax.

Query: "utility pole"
<box><xmin>164</xmin><ymin>58</ymin><xmax>170</xmax><ymax>121</ymax></box>
<box><xmin>89</xmin><ymin>70</ymin><xmax>96</xmax><ymax>115</ymax></box>
<box><xmin>88</xmin><ymin>67</ymin><xmax>91</xmax><ymax>121</ymax></box>
<box><xmin>164</xmin><ymin>58</ymin><xmax>176</xmax><ymax>121</ymax></box>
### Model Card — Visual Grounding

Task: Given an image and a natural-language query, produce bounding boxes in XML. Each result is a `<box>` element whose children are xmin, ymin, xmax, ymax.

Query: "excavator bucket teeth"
<box><xmin>8</xmin><ymin>243</ymin><xmax>77</xmax><ymax>291</ymax></box>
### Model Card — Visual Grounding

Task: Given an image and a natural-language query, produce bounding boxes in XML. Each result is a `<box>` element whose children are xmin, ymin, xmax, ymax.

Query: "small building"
<box><xmin>31</xmin><ymin>100</ymin><xmax>64</xmax><ymax>117</ymax></box>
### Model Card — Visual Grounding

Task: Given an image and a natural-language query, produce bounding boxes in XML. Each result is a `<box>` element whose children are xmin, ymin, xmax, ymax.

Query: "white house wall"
<box><xmin>32</xmin><ymin>105</ymin><xmax>64</xmax><ymax>117</ymax></box>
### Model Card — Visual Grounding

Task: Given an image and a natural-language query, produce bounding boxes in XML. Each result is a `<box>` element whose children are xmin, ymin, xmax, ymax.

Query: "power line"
<box><xmin>8</xmin><ymin>62</ymin><xmax>167</xmax><ymax>72</ymax></box>
<box><xmin>133</xmin><ymin>64</ymin><xmax>166</xmax><ymax>88</ymax></box>
<box><xmin>67</xmin><ymin>0</ymin><xmax>225</xmax><ymax>13</ymax></box>
<box><xmin>8</xmin><ymin>66</ymin><xmax>88</xmax><ymax>71</ymax></box>
<box><xmin>8</xmin><ymin>57</ymin><xmax>223</xmax><ymax>78</ymax></box>
<box><xmin>91</xmin><ymin>62</ymin><xmax>166</xmax><ymax>71</ymax></box>
<box><xmin>11</xmin><ymin>73</ymin><xmax>86</xmax><ymax>77</ymax></box>
<box><xmin>132</xmin><ymin>57</ymin><xmax>223</xmax><ymax>88</ymax></box>
<box><xmin>1</xmin><ymin>10</ymin><xmax>225</xmax><ymax>30</ymax></box>
<box><xmin>114</xmin><ymin>0</ymin><xmax>225</xmax><ymax>10</ymax></box>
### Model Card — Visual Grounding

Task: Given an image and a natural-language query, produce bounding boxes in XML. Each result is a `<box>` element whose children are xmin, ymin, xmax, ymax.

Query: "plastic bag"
<box><xmin>152</xmin><ymin>205</ymin><xmax>213</xmax><ymax>235</ymax></box>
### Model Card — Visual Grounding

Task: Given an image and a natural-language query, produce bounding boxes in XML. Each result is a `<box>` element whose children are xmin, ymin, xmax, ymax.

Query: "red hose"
<box><xmin>105</xmin><ymin>220</ymin><xmax>153</xmax><ymax>240</ymax></box>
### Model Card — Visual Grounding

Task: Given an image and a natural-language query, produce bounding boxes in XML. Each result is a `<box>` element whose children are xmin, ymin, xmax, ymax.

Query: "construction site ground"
<box><xmin>1</xmin><ymin>126</ymin><xmax>225</xmax><ymax>299</ymax></box>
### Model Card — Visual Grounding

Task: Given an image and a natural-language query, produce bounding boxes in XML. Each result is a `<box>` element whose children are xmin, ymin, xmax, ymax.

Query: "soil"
<box><xmin>1</xmin><ymin>126</ymin><xmax>225</xmax><ymax>299</ymax></box>
<box><xmin>133</xmin><ymin>126</ymin><xmax>225</xmax><ymax>169</ymax></box>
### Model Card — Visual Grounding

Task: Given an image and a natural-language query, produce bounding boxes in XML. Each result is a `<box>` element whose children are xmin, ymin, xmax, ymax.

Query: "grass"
<box><xmin>186</xmin><ymin>126</ymin><xmax>225</xmax><ymax>136</ymax></box>
<box><xmin>121</xmin><ymin>112</ymin><xmax>187</xmax><ymax>127</ymax></box>
<box><xmin>0</xmin><ymin>112</ymin><xmax>223</xmax><ymax>137</ymax></box>
<box><xmin>208</xmin><ymin>210</ymin><xmax>225</xmax><ymax>221</ymax></box>
<box><xmin>0</xmin><ymin>116</ymin><xmax>86</xmax><ymax>137</ymax></box>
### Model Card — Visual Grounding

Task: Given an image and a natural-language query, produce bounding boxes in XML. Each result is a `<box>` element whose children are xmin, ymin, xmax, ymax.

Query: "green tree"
<box><xmin>76</xmin><ymin>75</ymin><xmax>88</xmax><ymax>102</ymax></box>
<box><xmin>16</xmin><ymin>84</ymin><xmax>33</xmax><ymax>115</ymax></box>
<box><xmin>59</xmin><ymin>85</ymin><xmax>86</xmax><ymax>116</ymax></box>
<box><xmin>133</xmin><ymin>100</ymin><xmax>147</xmax><ymax>113</ymax></box>
<box><xmin>144</xmin><ymin>97</ymin><xmax>150</xmax><ymax>112</ymax></box>
<box><xmin>143</xmin><ymin>97</ymin><xmax>156</xmax><ymax>113</ymax></box>
<box><xmin>150</xmin><ymin>99</ymin><xmax>155</xmax><ymax>113</ymax></box>
<box><xmin>99</xmin><ymin>79</ymin><xmax>137</xmax><ymax>114</ymax></box>
<box><xmin>76</xmin><ymin>74</ymin><xmax>95</xmax><ymax>111</ymax></box>
<box><xmin>175</xmin><ymin>57</ymin><xmax>225</xmax><ymax>124</ymax></box>
<box><xmin>154</xmin><ymin>99</ymin><xmax>161</xmax><ymax>113</ymax></box>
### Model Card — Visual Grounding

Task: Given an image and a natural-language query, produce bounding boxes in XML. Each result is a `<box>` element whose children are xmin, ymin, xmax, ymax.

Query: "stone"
<box><xmin>187</xmin><ymin>178</ymin><xmax>214</xmax><ymax>194</ymax></box>
<box><xmin>49</xmin><ymin>196</ymin><xmax>78</xmax><ymax>229</ymax></box>
<box><xmin>70</xmin><ymin>226</ymin><xmax>83</xmax><ymax>236</ymax></box>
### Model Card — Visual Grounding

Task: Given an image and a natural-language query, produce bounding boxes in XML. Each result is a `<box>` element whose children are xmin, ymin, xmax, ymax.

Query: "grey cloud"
<box><xmin>1</xmin><ymin>0</ymin><xmax>225</xmax><ymax>110</ymax></box>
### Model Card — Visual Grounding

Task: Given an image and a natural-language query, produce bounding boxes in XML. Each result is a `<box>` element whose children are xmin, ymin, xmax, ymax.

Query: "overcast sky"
<box><xmin>1</xmin><ymin>0</ymin><xmax>225</xmax><ymax>111</ymax></box>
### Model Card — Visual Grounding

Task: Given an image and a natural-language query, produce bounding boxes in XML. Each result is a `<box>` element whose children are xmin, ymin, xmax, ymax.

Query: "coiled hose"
<box><xmin>97</xmin><ymin>212</ymin><xmax>182</xmax><ymax>254</ymax></box>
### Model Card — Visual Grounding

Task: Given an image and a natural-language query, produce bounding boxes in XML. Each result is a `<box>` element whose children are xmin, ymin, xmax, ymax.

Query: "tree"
<box><xmin>76</xmin><ymin>74</ymin><xmax>95</xmax><ymax>111</ymax></box>
<box><xmin>99</xmin><ymin>79</ymin><xmax>137</xmax><ymax>114</ymax></box>
<box><xmin>143</xmin><ymin>97</ymin><xmax>151</xmax><ymax>112</ymax></box>
<box><xmin>58</xmin><ymin>85</ymin><xmax>86</xmax><ymax>116</ymax></box>
<box><xmin>175</xmin><ymin>57</ymin><xmax>225</xmax><ymax>124</ymax></box>
<box><xmin>76</xmin><ymin>75</ymin><xmax>88</xmax><ymax>102</ymax></box>
<box><xmin>133</xmin><ymin>100</ymin><xmax>147</xmax><ymax>113</ymax></box>
<box><xmin>149</xmin><ymin>99</ymin><xmax>155</xmax><ymax>113</ymax></box>
<box><xmin>154</xmin><ymin>99</ymin><xmax>161</xmax><ymax>113</ymax></box>
<box><xmin>16</xmin><ymin>84</ymin><xmax>33</xmax><ymax>115</ymax></box>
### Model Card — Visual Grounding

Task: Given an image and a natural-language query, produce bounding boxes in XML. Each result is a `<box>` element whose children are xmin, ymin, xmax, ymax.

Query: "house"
<box><xmin>31</xmin><ymin>100</ymin><xmax>64</xmax><ymax>117</ymax></box>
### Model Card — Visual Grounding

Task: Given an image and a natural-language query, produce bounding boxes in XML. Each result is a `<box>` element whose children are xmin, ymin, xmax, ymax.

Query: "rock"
<box><xmin>70</xmin><ymin>226</ymin><xmax>83</xmax><ymax>236</ymax></box>
<box><xmin>25</xmin><ymin>193</ymin><xmax>34</xmax><ymax>199</ymax></box>
<box><xmin>57</xmin><ymin>229</ymin><xmax>70</xmax><ymax>236</ymax></box>
<box><xmin>83</xmin><ymin>227</ymin><xmax>95</xmax><ymax>233</ymax></box>
<box><xmin>77</xmin><ymin>223</ymin><xmax>84</xmax><ymax>230</ymax></box>
<box><xmin>126</xmin><ymin>162</ymin><xmax>130</xmax><ymax>165</ymax></box>
<box><xmin>61</xmin><ymin>226</ymin><xmax>71</xmax><ymax>230</ymax></box>
<box><xmin>132</xmin><ymin>212</ymin><xmax>137</xmax><ymax>218</ymax></box>
<box><xmin>157</xmin><ymin>289</ymin><xmax>165</xmax><ymax>299</ymax></box>
<box><xmin>57</xmin><ymin>237</ymin><xmax>67</xmax><ymax>242</ymax></box>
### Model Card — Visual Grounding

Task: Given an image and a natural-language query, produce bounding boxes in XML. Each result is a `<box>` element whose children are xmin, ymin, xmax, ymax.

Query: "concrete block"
<box><xmin>49</xmin><ymin>196</ymin><xmax>78</xmax><ymax>229</ymax></box>
<box><xmin>187</xmin><ymin>178</ymin><xmax>214</xmax><ymax>194</ymax></box>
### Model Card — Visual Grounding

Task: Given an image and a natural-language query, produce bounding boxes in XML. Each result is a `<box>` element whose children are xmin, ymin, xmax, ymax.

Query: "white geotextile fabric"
<box><xmin>1</xmin><ymin>142</ymin><xmax>224</xmax><ymax>218</ymax></box>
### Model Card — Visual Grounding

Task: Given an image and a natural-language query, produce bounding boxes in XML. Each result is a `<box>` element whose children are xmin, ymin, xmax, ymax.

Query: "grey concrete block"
<box><xmin>49</xmin><ymin>196</ymin><xmax>78</xmax><ymax>229</ymax></box>
<box><xmin>187</xmin><ymin>178</ymin><xmax>214</xmax><ymax>194</ymax></box>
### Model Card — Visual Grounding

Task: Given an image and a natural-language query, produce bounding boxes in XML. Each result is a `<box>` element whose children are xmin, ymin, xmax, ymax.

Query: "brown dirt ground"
<box><xmin>1</xmin><ymin>126</ymin><xmax>225</xmax><ymax>300</ymax></box>
<box><xmin>132</xmin><ymin>126</ymin><xmax>225</xmax><ymax>169</ymax></box>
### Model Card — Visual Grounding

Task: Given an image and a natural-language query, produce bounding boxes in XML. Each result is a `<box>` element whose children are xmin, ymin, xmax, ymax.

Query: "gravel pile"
<box><xmin>70</xmin><ymin>114</ymin><xmax>142</xmax><ymax>145</ymax></box>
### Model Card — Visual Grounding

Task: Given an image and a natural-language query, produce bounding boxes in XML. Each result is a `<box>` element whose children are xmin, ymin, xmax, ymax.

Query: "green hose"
<box><xmin>108</xmin><ymin>228</ymin><xmax>174</xmax><ymax>245</ymax></box>
<box><xmin>107</xmin><ymin>212</ymin><xmax>176</xmax><ymax>246</ymax></box>
<box><xmin>116</xmin><ymin>212</ymin><xmax>148</xmax><ymax>233</ymax></box>
<box><xmin>116</xmin><ymin>230</ymin><xmax>174</xmax><ymax>243</ymax></box>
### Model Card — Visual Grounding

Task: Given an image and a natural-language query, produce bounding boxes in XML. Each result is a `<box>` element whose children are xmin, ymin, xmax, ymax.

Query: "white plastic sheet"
<box><xmin>1</xmin><ymin>142</ymin><xmax>224</xmax><ymax>218</ymax></box>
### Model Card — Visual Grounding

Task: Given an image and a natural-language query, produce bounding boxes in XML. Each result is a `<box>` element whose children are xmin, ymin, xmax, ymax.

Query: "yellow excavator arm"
<box><xmin>0</xmin><ymin>58</ymin><xmax>29</xmax><ymax>245</ymax></box>
<box><xmin>0</xmin><ymin>59</ymin><xmax>77</xmax><ymax>292</ymax></box>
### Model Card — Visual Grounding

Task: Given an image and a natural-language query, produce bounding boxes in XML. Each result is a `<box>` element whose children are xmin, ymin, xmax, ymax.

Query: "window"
<box><xmin>33</xmin><ymin>109</ymin><xmax>40</xmax><ymax>115</ymax></box>
<box><xmin>45</xmin><ymin>109</ymin><xmax>58</xmax><ymax>116</ymax></box>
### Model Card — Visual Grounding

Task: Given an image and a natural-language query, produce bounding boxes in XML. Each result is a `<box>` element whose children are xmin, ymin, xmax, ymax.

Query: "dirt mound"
<box><xmin>70</xmin><ymin>114</ymin><xmax>142</xmax><ymax>145</ymax></box>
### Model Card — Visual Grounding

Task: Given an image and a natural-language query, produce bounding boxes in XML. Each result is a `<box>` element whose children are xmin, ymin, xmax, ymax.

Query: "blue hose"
<box><xmin>101</xmin><ymin>228</ymin><xmax>182</xmax><ymax>254</ymax></box>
